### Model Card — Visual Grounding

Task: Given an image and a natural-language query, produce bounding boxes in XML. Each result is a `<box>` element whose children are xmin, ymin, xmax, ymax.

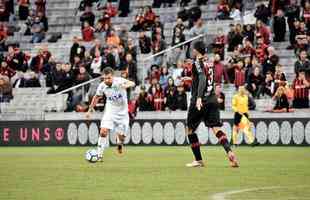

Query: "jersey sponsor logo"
<box><xmin>204</xmin><ymin>62</ymin><xmax>214</xmax><ymax>95</ymax></box>
<box><xmin>107</xmin><ymin>93</ymin><xmax>123</xmax><ymax>102</ymax></box>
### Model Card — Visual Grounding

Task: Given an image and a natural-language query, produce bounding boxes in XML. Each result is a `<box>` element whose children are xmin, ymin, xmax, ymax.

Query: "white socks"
<box><xmin>97</xmin><ymin>136</ymin><xmax>108</xmax><ymax>157</ymax></box>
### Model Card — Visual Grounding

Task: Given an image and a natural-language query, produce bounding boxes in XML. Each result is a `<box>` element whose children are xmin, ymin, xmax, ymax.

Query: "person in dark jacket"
<box><xmin>294</xmin><ymin>50</ymin><xmax>310</xmax><ymax>79</ymax></box>
<box><xmin>24</xmin><ymin>72</ymin><xmax>41</xmax><ymax>87</ymax></box>
<box><xmin>139</xmin><ymin>31</ymin><xmax>152</xmax><ymax>54</ymax></box>
<box><xmin>273</xmin><ymin>9</ymin><xmax>286</xmax><ymax>42</ymax></box>
<box><xmin>254</xmin><ymin>3</ymin><xmax>271</xmax><ymax>24</ymax></box>
<box><xmin>101</xmin><ymin>46</ymin><xmax>116</xmax><ymax>70</ymax></box>
<box><xmin>164</xmin><ymin>86</ymin><xmax>176</xmax><ymax>111</ymax></box>
<box><xmin>80</xmin><ymin>6</ymin><xmax>95</xmax><ymax>28</ymax></box>
<box><xmin>285</xmin><ymin>0</ymin><xmax>300</xmax><ymax>45</ymax></box>
<box><xmin>69</xmin><ymin>37</ymin><xmax>86</xmax><ymax>65</ymax></box>
<box><xmin>262</xmin><ymin>46</ymin><xmax>279</xmax><ymax>75</ymax></box>
<box><xmin>118</xmin><ymin>0</ymin><xmax>130</xmax><ymax>17</ymax></box>
<box><xmin>247</xmin><ymin>66</ymin><xmax>264</xmax><ymax>99</ymax></box>
<box><xmin>125</xmin><ymin>53</ymin><xmax>138</xmax><ymax>85</ymax></box>
<box><xmin>175</xmin><ymin>84</ymin><xmax>187</xmax><ymax>110</ymax></box>
<box><xmin>137</xmin><ymin>86</ymin><xmax>153</xmax><ymax>111</ymax></box>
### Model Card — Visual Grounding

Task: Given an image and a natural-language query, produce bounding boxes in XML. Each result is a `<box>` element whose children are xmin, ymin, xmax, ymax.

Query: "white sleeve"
<box><xmin>96</xmin><ymin>83</ymin><xmax>105</xmax><ymax>96</ymax></box>
<box><xmin>116</xmin><ymin>77</ymin><xmax>128</xmax><ymax>86</ymax></box>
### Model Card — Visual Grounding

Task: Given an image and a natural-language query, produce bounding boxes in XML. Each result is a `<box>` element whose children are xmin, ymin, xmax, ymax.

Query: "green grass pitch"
<box><xmin>0</xmin><ymin>146</ymin><xmax>309</xmax><ymax>200</ymax></box>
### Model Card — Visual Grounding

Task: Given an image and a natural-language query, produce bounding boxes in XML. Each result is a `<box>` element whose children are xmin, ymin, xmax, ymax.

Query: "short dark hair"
<box><xmin>102</xmin><ymin>67</ymin><xmax>114</xmax><ymax>75</ymax></box>
<box><xmin>193</xmin><ymin>41</ymin><xmax>206</xmax><ymax>55</ymax></box>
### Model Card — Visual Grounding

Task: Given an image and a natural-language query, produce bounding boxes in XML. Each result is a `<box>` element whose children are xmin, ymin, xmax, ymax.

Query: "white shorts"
<box><xmin>100</xmin><ymin>117</ymin><xmax>129</xmax><ymax>136</ymax></box>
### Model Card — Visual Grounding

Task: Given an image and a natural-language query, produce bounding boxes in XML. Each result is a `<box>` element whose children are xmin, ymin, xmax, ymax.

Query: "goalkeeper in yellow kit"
<box><xmin>232</xmin><ymin>86</ymin><xmax>259</xmax><ymax>146</ymax></box>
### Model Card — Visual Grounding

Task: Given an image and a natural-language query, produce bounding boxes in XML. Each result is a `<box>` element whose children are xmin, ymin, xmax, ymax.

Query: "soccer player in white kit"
<box><xmin>86</xmin><ymin>67</ymin><xmax>135</xmax><ymax>161</ymax></box>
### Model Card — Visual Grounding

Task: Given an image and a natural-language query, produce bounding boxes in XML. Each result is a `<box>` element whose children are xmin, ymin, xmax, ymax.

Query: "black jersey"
<box><xmin>191</xmin><ymin>58</ymin><xmax>215</xmax><ymax>102</ymax></box>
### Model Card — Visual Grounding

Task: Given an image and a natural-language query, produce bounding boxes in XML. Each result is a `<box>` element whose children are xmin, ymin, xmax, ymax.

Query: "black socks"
<box><xmin>188</xmin><ymin>133</ymin><xmax>202</xmax><ymax>161</ymax></box>
<box><xmin>216</xmin><ymin>130</ymin><xmax>231</xmax><ymax>153</ymax></box>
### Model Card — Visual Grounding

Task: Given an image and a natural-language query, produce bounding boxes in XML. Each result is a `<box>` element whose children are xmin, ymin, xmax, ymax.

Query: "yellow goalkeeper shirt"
<box><xmin>232</xmin><ymin>94</ymin><xmax>248</xmax><ymax>114</ymax></box>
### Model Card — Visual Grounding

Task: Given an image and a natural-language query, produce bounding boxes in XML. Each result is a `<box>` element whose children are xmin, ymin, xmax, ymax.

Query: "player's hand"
<box><xmin>85</xmin><ymin>111</ymin><xmax>91</xmax><ymax>120</ymax></box>
<box><xmin>120</xmin><ymin>83</ymin><xmax>130</xmax><ymax>90</ymax></box>
<box><xmin>196</xmin><ymin>97</ymin><xmax>203</xmax><ymax>111</ymax></box>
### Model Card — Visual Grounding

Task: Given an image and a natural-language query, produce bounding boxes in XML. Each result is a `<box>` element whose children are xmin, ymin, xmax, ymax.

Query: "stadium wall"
<box><xmin>1</xmin><ymin>114</ymin><xmax>310</xmax><ymax>146</ymax></box>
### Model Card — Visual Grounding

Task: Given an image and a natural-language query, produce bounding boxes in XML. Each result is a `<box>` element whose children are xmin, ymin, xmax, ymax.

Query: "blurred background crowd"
<box><xmin>0</xmin><ymin>0</ymin><xmax>309</xmax><ymax>115</ymax></box>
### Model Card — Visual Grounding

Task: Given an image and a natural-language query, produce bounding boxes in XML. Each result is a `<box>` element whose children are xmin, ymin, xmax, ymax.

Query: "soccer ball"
<box><xmin>85</xmin><ymin>149</ymin><xmax>99</xmax><ymax>163</ymax></box>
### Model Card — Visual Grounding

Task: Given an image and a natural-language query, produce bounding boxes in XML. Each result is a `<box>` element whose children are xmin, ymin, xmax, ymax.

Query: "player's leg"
<box><xmin>97</xmin><ymin>127</ymin><xmax>109</xmax><ymax>161</ymax></box>
<box><xmin>212</xmin><ymin>127</ymin><xmax>239</xmax><ymax>168</ymax></box>
<box><xmin>205</xmin><ymin>100</ymin><xmax>239</xmax><ymax>167</ymax></box>
<box><xmin>232</xmin><ymin>112</ymin><xmax>242</xmax><ymax>145</ymax></box>
<box><xmin>97</xmin><ymin>120</ymin><xmax>113</xmax><ymax>161</ymax></box>
<box><xmin>232</xmin><ymin>125</ymin><xmax>239</xmax><ymax>145</ymax></box>
<box><xmin>239</xmin><ymin>113</ymin><xmax>259</xmax><ymax>146</ymax></box>
<box><xmin>115</xmin><ymin>121</ymin><xmax>128</xmax><ymax>154</ymax></box>
<box><xmin>116</xmin><ymin>134</ymin><xmax>125</xmax><ymax>154</ymax></box>
<box><xmin>186</xmin><ymin>103</ymin><xmax>204</xmax><ymax>167</ymax></box>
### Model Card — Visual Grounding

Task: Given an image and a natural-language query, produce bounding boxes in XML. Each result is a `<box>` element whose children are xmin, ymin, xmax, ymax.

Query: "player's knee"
<box><xmin>100</xmin><ymin>128</ymin><xmax>109</xmax><ymax>137</ymax></box>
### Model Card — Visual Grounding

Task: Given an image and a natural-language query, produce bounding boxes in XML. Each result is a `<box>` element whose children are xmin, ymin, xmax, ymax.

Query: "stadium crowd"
<box><xmin>0</xmin><ymin>0</ymin><xmax>309</xmax><ymax>114</ymax></box>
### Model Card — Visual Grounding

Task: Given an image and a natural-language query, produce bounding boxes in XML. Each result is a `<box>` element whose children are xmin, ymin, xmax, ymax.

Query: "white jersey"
<box><xmin>96</xmin><ymin>77</ymin><xmax>129</xmax><ymax>121</ymax></box>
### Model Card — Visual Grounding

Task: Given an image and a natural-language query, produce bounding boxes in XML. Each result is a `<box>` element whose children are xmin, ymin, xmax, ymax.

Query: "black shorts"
<box><xmin>187</xmin><ymin>95</ymin><xmax>222</xmax><ymax>132</ymax></box>
<box><xmin>234</xmin><ymin>112</ymin><xmax>249</xmax><ymax>126</ymax></box>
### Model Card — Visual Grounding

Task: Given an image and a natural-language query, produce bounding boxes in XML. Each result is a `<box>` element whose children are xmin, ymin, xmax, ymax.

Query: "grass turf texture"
<box><xmin>0</xmin><ymin>147</ymin><xmax>309</xmax><ymax>200</ymax></box>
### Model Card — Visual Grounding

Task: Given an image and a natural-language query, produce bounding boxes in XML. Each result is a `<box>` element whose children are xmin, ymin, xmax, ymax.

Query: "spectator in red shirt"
<box><xmin>30</xmin><ymin>48</ymin><xmax>45</xmax><ymax>73</ymax></box>
<box><xmin>241</xmin><ymin>38</ymin><xmax>256</xmax><ymax>58</ymax></box>
<box><xmin>212</xmin><ymin>28</ymin><xmax>226</xmax><ymax>60</ymax></box>
<box><xmin>82</xmin><ymin>21</ymin><xmax>95</xmax><ymax>42</ymax></box>
<box><xmin>0</xmin><ymin>60</ymin><xmax>15</xmax><ymax>79</ymax></box>
<box><xmin>144</xmin><ymin>6</ymin><xmax>156</xmax><ymax>29</ymax></box>
<box><xmin>217</xmin><ymin>0</ymin><xmax>230</xmax><ymax>20</ymax></box>
<box><xmin>35</xmin><ymin>0</ymin><xmax>46</xmax><ymax>16</ymax></box>
<box><xmin>6</xmin><ymin>46</ymin><xmax>28</xmax><ymax>72</ymax></box>
<box><xmin>131</xmin><ymin>7</ymin><xmax>145</xmax><ymax>32</ymax></box>
<box><xmin>234</xmin><ymin>60</ymin><xmax>245</xmax><ymax>89</ymax></box>
<box><xmin>292</xmin><ymin>70</ymin><xmax>310</xmax><ymax>108</ymax></box>
<box><xmin>255</xmin><ymin>37</ymin><xmax>268</xmax><ymax>64</ymax></box>
<box><xmin>0</xmin><ymin>23</ymin><xmax>7</xmax><ymax>51</ymax></box>
<box><xmin>256</xmin><ymin>20</ymin><xmax>270</xmax><ymax>45</ymax></box>
<box><xmin>214</xmin><ymin>54</ymin><xmax>229</xmax><ymax>84</ymax></box>
<box><xmin>302</xmin><ymin>1</ymin><xmax>310</xmax><ymax>30</ymax></box>
<box><xmin>104</xmin><ymin>2</ymin><xmax>118</xmax><ymax>18</ymax></box>
<box><xmin>153</xmin><ymin>83</ymin><xmax>164</xmax><ymax>111</ymax></box>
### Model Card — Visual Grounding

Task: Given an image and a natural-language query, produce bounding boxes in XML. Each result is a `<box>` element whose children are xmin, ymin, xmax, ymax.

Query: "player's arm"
<box><xmin>120</xmin><ymin>79</ymin><xmax>136</xmax><ymax>89</ymax></box>
<box><xmin>88</xmin><ymin>95</ymin><xmax>101</xmax><ymax>112</ymax></box>
<box><xmin>86</xmin><ymin>95</ymin><xmax>101</xmax><ymax>119</ymax></box>
<box><xmin>196</xmin><ymin>66</ymin><xmax>206</xmax><ymax>110</ymax></box>
<box><xmin>231</xmin><ymin>95</ymin><xmax>238</xmax><ymax>113</ymax></box>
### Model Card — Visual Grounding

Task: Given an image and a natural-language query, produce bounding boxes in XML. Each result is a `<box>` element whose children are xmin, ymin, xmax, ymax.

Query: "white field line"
<box><xmin>211</xmin><ymin>186</ymin><xmax>283</xmax><ymax>200</ymax></box>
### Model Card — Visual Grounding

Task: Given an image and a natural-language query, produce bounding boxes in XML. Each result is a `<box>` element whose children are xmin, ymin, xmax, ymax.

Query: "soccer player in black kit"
<box><xmin>186</xmin><ymin>41</ymin><xmax>239</xmax><ymax>168</ymax></box>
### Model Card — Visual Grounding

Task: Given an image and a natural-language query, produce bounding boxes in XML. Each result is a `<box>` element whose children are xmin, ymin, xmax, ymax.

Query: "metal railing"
<box><xmin>55</xmin><ymin>32</ymin><xmax>207</xmax><ymax>97</ymax></box>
